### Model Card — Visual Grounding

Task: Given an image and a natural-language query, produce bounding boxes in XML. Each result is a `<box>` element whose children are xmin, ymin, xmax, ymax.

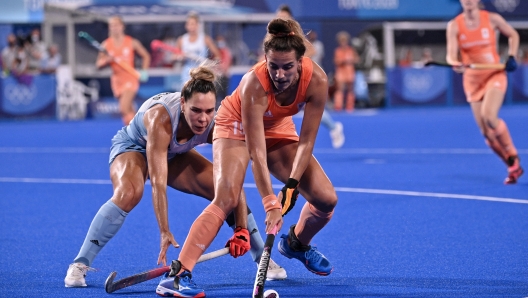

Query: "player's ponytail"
<box><xmin>182</xmin><ymin>61</ymin><xmax>218</xmax><ymax>101</ymax></box>
<box><xmin>263</xmin><ymin>18</ymin><xmax>306</xmax><ymax>59</ymax></box>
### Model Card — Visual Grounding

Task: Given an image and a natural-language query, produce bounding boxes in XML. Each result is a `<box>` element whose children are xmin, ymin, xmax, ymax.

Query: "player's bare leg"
<box><xmin>345</xmin><ymin>81</ymin><xmax>355</xmax><ymax>112</ymax></box>
<box><xmin>165</xmin><ymin>149</ymin><xmax>287</xmax><ymax>279</ymax></box>
<box><xmin>472</xmin><ymin>88</ymin><xmax>523</xmax><ymax>183</ymax></box>
<box><xmin>266</xmin><ymin>140</ymin><xmax>337</xmax><ymax>276</ymax></box>
<box><xmin>118</xmin><ymin>89</ymin><xmax>137</xmax><ymax>125</ymax></box>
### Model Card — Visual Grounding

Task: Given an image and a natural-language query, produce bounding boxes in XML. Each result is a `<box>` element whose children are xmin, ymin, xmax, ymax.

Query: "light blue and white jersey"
<box><xmin>180</xmin><ymin>32</ymin><xmax>208</xmax><ymax>87</ymax></box>
<box><xmin>111</xmin><ymin>92</ymin><xmax>213</xmax><ymax>162</ymax></box>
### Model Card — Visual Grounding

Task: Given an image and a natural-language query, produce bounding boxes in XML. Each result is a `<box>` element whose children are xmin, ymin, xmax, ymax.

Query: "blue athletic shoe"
<box><xmin>277</xmin><ymin>225</ymin><xmax>333</xmax><ymax>276</ymax></box>
<box><xmin>155</xmin><ymin>271</ymin><xmax>205</xmax><ymax>298</ymax></box>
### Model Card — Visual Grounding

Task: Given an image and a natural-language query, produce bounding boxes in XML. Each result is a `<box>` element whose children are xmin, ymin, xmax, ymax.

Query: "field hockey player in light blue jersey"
<box><xmin>64</xmin><ymin>64</ymin><xmax>287</xmax><ymax>289</ymax></box>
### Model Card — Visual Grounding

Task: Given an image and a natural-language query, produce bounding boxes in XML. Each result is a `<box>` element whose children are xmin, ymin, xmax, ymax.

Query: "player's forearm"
<box><xmin>250</xmin><ymin>154</ymin><xmax>275</xmax><ymax>199</ymax></box>
<box><xmin>507</xmin><ymin>32</ymin><xmax>519</xmax><ymax>57</ymax></box>
<box><xmin>151</xmin><ymin>184</ymin><xmax>170</xmax><ymax>232</ymax></box>
<box><xmin>289</xmin><ymin>142</ymin><xmax>313</xmax><ymax>181</ymax></box>
<box><xmin>141</xmin><ymin>55</ymin><xmax>151</xmax><ymax>70</ymax></box>
<box><xmin>233</xmin><ymin>190</ymin><xmax>248</xmax><ymax>229</ymax></box>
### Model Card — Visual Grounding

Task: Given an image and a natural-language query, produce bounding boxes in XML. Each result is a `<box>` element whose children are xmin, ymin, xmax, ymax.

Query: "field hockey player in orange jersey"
<box><xmin>446</xmin><ymin>0</ymin><xmax>523</xmax><ymax>184</ymax></box>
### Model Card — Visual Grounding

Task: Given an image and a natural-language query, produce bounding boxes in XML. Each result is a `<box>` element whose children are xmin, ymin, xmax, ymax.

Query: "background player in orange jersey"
<box><xmin>446</xmin><ymin>0</ymin><xmax>523</xmax><ymax>184</ymax></box>
<box><xmin>96</xmin><ymin>16</ymin><xmax>151</xmax><ymax>126</ymax></box>
<box><xmin>333</xmin><ymin>30</ymin><xmax>359</xmax><ymax>112</ymax></box>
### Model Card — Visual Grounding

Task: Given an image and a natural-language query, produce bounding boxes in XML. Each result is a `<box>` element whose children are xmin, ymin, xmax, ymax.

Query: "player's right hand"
<box><xmin>157</xmin><ymin>231</ymin><xmax>180</xmax><ymax>266</ymax></box>
<box><xmin>225</xmin><ymin>227</ymin><xmax>250</xmax><ymax>258</ymax></box>
<box><xmin>452</xmin><ymin>62</ymin><xmax>465</xmax><ymax>73</ymax></box>
<box><xmin>504</xmin><ymin>55</ymin><xmax>517</xmax><ymax>72</ymax></box>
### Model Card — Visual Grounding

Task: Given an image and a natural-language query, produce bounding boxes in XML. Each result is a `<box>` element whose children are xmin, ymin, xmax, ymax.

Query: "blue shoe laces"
<box><xmin>179</xmin><ymin>273</ymin><xmax>197</xmax><ymax>287</ymax></box>
<box><xmin>305</xmin><ymin>246</ymin><xmax>322</xmax><ymax>264</ymax></box>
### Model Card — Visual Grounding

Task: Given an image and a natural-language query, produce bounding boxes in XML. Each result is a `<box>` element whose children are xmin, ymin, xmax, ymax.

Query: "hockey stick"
<box><xmin>425</xmin><ymin>61</ymin><xmax>505</xmax><ymax>70</ymax></box>
<box><xmin>151</xmin><ymin>39</ymin><xmax>213</xmax><ymax>65</ymax></box>
<box><xmin>78</xmin><ymin>31</ymin><xmax>142</xmax><ymax>80</ymax></box>
<box><xmin>104</xmin><ymin>247</ymin><xmax>229</xmax><ymax>293</ymax></box>
<box><xmin>252</xmin><ymin>226</ymin><xmax>278</xmax><ymax>298</ymax></box>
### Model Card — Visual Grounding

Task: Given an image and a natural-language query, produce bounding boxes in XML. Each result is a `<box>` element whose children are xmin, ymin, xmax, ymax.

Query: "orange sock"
<box><xmin>345</xmin><ymin>91</ymin><xmax>355</xmax><ymax>112</ymax></box>
<box><xmin>294</xmin><ymin>202</ymin><xmax>334</xmax><ymax>245</ymax></box>
<box><xmin>178</xmin><ymin>204</ymin><xmax>226</xmax><ymax>272</ymax></box>
<box><xmin>492</xmin><ymin>119</ymin><xmax>518</xmax><ymax>158</ymax></box>
<box><xmin>334</xmin><ymin>91</ymin><xmax>343</xmax><ymax>111</ymax></box>
<box><xmin>485</xmin><ymin>138</ymin><xmax>508</xmax><ymax>164</ymax></box>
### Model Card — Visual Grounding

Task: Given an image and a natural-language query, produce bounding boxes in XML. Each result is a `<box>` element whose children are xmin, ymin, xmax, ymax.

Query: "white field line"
<box><xmin>0</xmin><ymin>147</ymin><xmax>527</xmax><ymax>155</ymax></box>
<box><xmin>1</xmin><ymin>177</ymin><xmax>526</xmax><ymax>204</ymax></box>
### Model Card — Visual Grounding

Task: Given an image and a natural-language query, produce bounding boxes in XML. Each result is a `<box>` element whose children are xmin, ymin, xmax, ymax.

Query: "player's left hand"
<box><xmin>225</xmin><ymin>227</ymin><xmax>250</xmax><ymax>258</ymax></box>
<box><xmin>157</xmin><ymin>231</ymin><xmax>180</xmax><ymax>266</ymax></box>
<box><xmin>139</xmin><ymin>70</ymin><xmax>149</xmax><ymax>82</ymax></box>
<box><xmin>265</xmin><ymin>208</ymin><xmax>283</xmax><ymax>235</ymax></box>
<box><xmin>278</xmin><ymin>178</ymin><xmax>299</xmax><ymax>216</ymax></box>
<box><xmin>504</xmin><ymin>55</ymin><xmax>517</xmax><ymax>72</ymax></box>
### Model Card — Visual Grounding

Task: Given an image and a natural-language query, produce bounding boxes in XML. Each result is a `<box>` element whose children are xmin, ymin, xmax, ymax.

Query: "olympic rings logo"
<box><xmin>403</xmin><ymin>72</ymin><xmax>432</xmax><ymax>94</ymax></box>
<box><xmin>4</xmin><ymin>83</ymin><xmax>37</xmax><ymax>106</ymax></box>
<box><xmin>492</xmin><ymin>0</ymin><xmax>520</xmax><ymax>12</ymax></box>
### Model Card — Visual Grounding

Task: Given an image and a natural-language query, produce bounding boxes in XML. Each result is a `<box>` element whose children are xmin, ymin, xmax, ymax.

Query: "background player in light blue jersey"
<box><xmin>64</xmin><ymin>65</ymin><xmax>286</xmax><ymax>288</ymax></box>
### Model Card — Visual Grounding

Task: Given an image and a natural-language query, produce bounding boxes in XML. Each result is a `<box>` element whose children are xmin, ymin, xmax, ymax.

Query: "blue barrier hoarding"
<box><xmin>0</xmin><ymin>75</ymin><xmax>56</xmax><ymax>119</ymax></box>
<box><xmin>386</xmin><ymin>67</ymin><xmax>450</xmax><ymax>106</ymax></box>
<box><xmin>387</xmin><ymin>65</ymin><xmax>527</xmax><ymax>107</ymax></box>
<box><xmin>511</xmin><ymin>65</ymin><xmax>528</xmax><ymax>103</ymax></box>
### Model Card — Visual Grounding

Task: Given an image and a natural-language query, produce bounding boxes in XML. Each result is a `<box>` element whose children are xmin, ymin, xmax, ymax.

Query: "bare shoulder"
<box><xmin>488</xmin><ymin>12</ymin><xmax>507</xmax><ymax>25</ymax></box>
<box><xmin>239</xmin><ymin>70</ymin><xmax>265</xmax><ymax>97</ymax></box>
<box><xmin>308</xmin><ymin>61</ymin><xmax>328</xmax><ymax>88</ymax></box>
<box><xmin>144</xmin><ymin>104</ymin><xmax>170</xmax><ymax>127</ymax></box>
<box><xmin>446</xmin><ymin>19</ymin><xmax>458</xmax><ymax>32</ymax></box>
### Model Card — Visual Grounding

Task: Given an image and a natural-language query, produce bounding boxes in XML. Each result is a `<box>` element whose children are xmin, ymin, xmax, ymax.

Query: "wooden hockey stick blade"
<box><xmin>105</xmin><ymin>247</ymin><xmax>229</xmax><ymax>293</ymax></box>
<box><xmin>469</xmin><ymin>63</ymin><xmax>505</xmax><ymax>70</ymax></box>
<box><xmin>252</xmin><ymin>226</ymin><xmax>278</xmax><ymax>298</ymax></box>
<box><xmin>425</xmin><ymin>61</ymin><xmax>505</xmax><ymax>70</ymax></box>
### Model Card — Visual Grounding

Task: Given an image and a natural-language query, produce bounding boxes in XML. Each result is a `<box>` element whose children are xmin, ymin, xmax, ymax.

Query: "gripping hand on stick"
<box><xmin>278</xmin><ymin>178</ymin><xmax>299</xmax><ymax>216</ymax></box>
<box><xmin>225</xmin><ymin>227</ymin><xmax>250</xmax><ymax>258</ymax></box>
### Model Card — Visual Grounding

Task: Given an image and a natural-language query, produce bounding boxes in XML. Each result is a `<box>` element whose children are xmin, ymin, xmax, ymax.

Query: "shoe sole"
<box><xmin>278</xmin><ymin>243</ymin><xmax>332</xmax><ymax>276</ymax></box>
<box><xmin>64</xmin><ymin>284</ymin><xmax>87</xmax><ymax>288</ymax></box>
<box><xmin>505</xmin><ymin>167</ymin><xmax>524</xmax><ymax>184</ymax></box>
<box><xmin>156</xmin><ymin>286</ymin><xmax>205</xmax><ymax>298</ymax></box>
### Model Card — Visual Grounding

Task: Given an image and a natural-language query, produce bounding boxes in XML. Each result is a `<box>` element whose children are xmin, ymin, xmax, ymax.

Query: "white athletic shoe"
<box><xmin>64</xmin><ymin>263</ymin><xmax>95</xmax><ymax>287</ymax></box>
<box><xmin>266</xmin><ymin>259</ymin><xmax>287</xmax><ymax>281</ymax></box>
<box><xmin>330</xmin><ymin>122</ymin><xmax>345</xmax><ymax>149</ymax></box>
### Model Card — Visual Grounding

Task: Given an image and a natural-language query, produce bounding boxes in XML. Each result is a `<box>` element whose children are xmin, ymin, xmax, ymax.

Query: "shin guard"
<box><xmin>74</xmin><ymin>200</ymin><xmax>128</xmax><ymax>266</ymax></box>
<box><xmin>294</xmin><ymin>202</ymin><xmax>334</xmax><ymax>245</ymax></box>
<box><xmin>492</xmin><ymin>119</ymin><xmax>518</xmax><ymax>158</ymax></box>
<box><xmin>178</xmin><ymin>204</ymin><xmax>226</xmax><ymax>272</ymax></box>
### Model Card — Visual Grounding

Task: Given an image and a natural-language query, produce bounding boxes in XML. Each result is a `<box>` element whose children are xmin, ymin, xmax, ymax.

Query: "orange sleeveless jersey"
<box><xmin>455</xmin><ymin>10</ymin><xmax>506</xmax><ymax>102</ymax></box>
<box><xmin>334</xmin><ymin>46</ymin><xmax>356</xmax><ymax>83</ymax></box>
<box><xmin>104</xmin><ymin>35</ymin><xmax>139</xmax><ymax>98</ymax></box>
<box><xmin>214</xmin><ymin>57</ymin><xmax>314</xmax><ymax>142</ymax></box>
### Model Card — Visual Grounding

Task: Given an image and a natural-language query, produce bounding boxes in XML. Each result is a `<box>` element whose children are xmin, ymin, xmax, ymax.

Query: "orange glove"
<box><xmin>225</xmin><ymin>227</ymin><xmax>250</xmax><ymax>258</ymax></box>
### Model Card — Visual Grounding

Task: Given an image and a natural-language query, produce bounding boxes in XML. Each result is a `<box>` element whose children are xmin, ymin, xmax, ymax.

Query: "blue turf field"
<box><xmin>1</xmin><ymin>105</ymin><xmax>527</xmax><ymax>297</ymax></box>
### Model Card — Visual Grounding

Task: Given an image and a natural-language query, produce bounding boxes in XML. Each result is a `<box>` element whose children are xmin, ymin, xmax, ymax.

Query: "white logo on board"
<box><xmin>492</xmin><ymin>0</ymin><xmax>520</xmax><ymax>12</ymax></box>
<box><xmin>403</xmin><ymin>73</ymin><xmax>432</xmax><ymax>94</ymax></box>
<box><xmin>4</xmin><ymin>83</ymin><xmax>36</xmax><ymax>106</ymax></box>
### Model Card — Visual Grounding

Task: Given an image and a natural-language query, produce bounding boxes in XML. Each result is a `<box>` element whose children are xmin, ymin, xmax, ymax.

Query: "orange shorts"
<box><xmin>213</xmin><ymin>106</ymin><xmax>299</xmax><ymax>144</ymax></box>
<box><xmin>463</xmin><ymin>70</ymin><xmax>507</xmax><ymax>102</ymax></box>
<box><xmin>111</xmin><ymin>75</ymin><xmax>139</xmax><ymax>98</ymax></box>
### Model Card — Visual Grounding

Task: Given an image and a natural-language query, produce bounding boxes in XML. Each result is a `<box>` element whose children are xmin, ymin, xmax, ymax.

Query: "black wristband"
<box><xmin>285</xmin><ymin>178</ymin><xmax>299</xmax><ymax>188</ymax></box>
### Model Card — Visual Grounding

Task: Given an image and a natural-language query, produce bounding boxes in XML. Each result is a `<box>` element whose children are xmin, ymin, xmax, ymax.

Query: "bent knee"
<box><xmin>112</xmin><ymin>183</ymin><xmax>143</xmax><ymax>211</ymax></box>
<box><xmin>308</xmin><ymin>192</ymin><xmax>338</xmax><ymax>214</ymax></box>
